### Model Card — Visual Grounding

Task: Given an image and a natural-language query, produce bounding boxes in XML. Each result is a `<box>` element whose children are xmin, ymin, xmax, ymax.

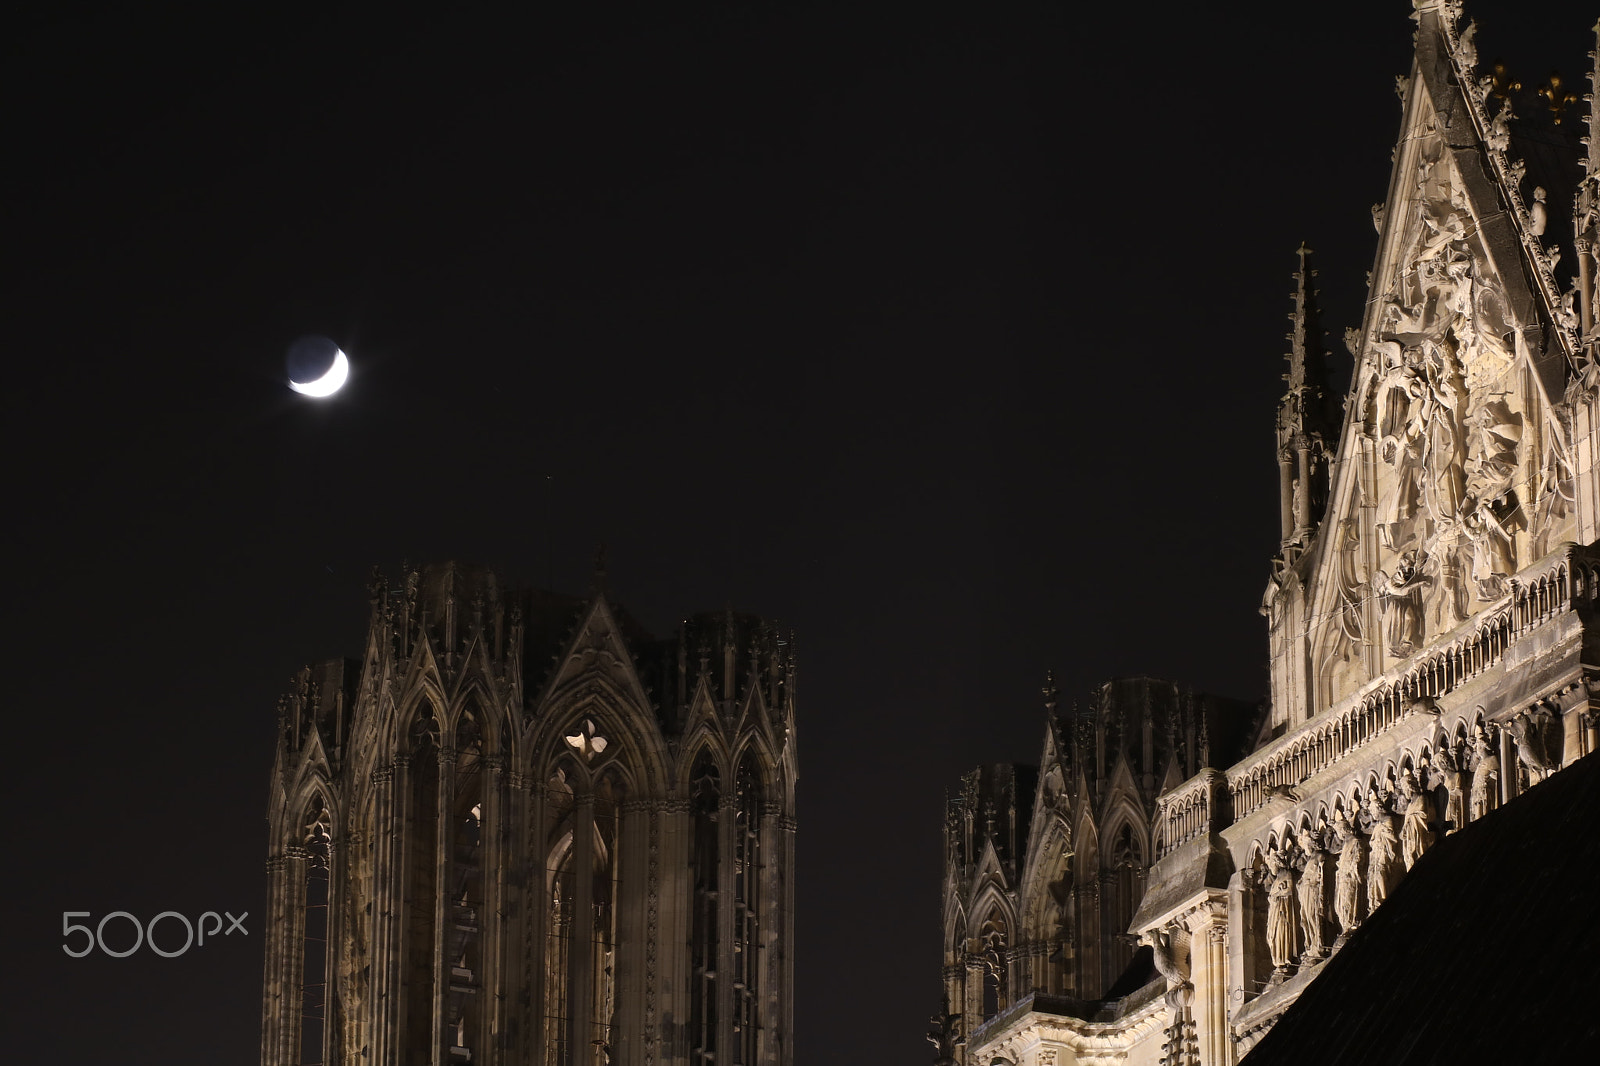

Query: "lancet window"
<box><xmin>977</xmin><ymin>914</ymin><xmax>1009</xmax><ymax>1020</ymax></box>
<box><xmin>689</xmin><ymin>753</ymin><xmax>721</xmax><ymax>1065</ymax></box>
<box><xmin>731</xmin><ymin>755</ymin><xmax>762</xmax><ymax>1065</ymax></box>
<box><xmin>405</xmin><ymin>713</ymin><xmax>441</xmax><ymax>1055</ymax></box>
<box><xmin>300</xmin><ymin>796</ymin><xmax>332</xmax><ymax>1066</ymax></box>
<box><xmin>543</xmin><ymin>766</ymin><xmax>576</xmax><ymax>1066</ymax></box>
<box><xmin>447</xmin><ymin>712</ymin><xmax>484</xmax><ymax>1062</ymax></box>
<box><xmin>541</xmin><ymin>748</ymin><xmax>625</xmax><ymax>1066</ymax></box>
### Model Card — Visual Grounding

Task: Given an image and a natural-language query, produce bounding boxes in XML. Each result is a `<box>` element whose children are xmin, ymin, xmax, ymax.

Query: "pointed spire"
<box><xmin>1285</xmin><ymin>244</ymin><xmax>1335</xmax><ymax>423</ymax></box>
<box><xmin>1276</xmin><ymin>243</ymin><xmax>1337</xmax><ymax>554</ymax></box>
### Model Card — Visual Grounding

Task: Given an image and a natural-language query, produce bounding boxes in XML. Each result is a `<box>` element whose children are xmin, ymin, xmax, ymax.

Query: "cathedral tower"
<box><xmin>261</xmin><ymin>562</ymin><xmax>797</xmax><ymax>1066</ymax></box>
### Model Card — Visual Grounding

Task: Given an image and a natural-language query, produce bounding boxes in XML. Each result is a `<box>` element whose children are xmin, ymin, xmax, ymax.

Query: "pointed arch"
<box><xmin>530</xmin><ymin>673</ymin><xmax>668</xmax><ymax>796</ymax></box>
<box><xmin>675</xmin><ymin>727</ymin><xmax>733</xmax><ymax>795</ymax></box>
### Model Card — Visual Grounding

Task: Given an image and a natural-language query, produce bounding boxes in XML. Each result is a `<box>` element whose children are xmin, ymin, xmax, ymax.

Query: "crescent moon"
<box><xmin>289</xmin><ymin>349</ymin><xmax>350</xmax><ymax>397</ymax></box>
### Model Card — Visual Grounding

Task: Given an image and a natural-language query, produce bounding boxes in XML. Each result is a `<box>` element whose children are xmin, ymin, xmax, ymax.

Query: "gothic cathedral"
<box><xmin>939</xmin><ymin>5</ymin><xmax>1600</xmax><ymax>1064</ymax></box>
<box><xmin>260</xmin><ymin>563</ymin><xmax>797</xmax><ymax>1066</ymax></box>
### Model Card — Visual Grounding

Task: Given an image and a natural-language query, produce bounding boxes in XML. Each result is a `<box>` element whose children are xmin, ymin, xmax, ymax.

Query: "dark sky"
<box><xmin>4</xmin><ymin>3</ymin><xmax>1590</xmax><ymax>1062</ymax></box>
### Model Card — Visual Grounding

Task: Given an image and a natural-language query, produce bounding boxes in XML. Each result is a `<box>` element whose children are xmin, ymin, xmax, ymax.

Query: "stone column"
<box><xmin>481</xmin><ymin>759</ymin><xmax>511</xmax><ymax>1064</ymax></box>
<box><xmin>278</xmin><ymin>847</ymin><xmax>310</xmax><ymax>1066</ymax></box>
<box><xmin>1278</xmin><ymin>450</ymin><xmax>1295</xmax><ymax>543</ymax></box>
<box><xmin>435</xmin><ymin>750</ymin><xmax>456</xmax><ymax>1066</ymax></box>
<box><xmin>323</xmin><ymin>835</ymin><xmax>344</xmax><ymax>1066</ymax></box>
<box><xmin>612</xmin><ymin>800</ymin><xmax>650</xmax><ymax>1066</ymax></box>
<box><xmin>572</xmin><ymin>790</ymin><xmax>596</xmax><ymax>1063</ymax></box>
<box><xmin>373</xmin><ymin>761</ymin><xmax>402</xmax><ymax>1066</ymax></box>
<box><xmin>1186</xmin><ymin>902</ymin><xmax>1231</xmax><ymax>1066</ymax></box>
<box><xmin>1294</xmin><ymin>440</ymin><xmax>1312</xmax><ymax>536</ymax></box>
<box><xmin>260</xmin><ymin>854</ymin><xmax>293</xmax><ymax>1066</ymax></box>
<box><xmin>658</xmin><ymin>800</ymin><xmax>693</xmax><ymax>1065</ymax></box>
<box><xmin>716</xmin><ymin>792</ymin><xmax>740</xmax><ymax>1064</ymax></box>
<box><xmin>963</xmin><ymin>954</ymin><xmax>985</xmax><ymax>1051</ymax></box>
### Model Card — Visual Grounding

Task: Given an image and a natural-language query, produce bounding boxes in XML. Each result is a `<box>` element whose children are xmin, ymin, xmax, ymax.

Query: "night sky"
<box><xmin>5</xmin><ymin>3</ymin><xmax>1591</xmax><ymax>1062</ymax></box>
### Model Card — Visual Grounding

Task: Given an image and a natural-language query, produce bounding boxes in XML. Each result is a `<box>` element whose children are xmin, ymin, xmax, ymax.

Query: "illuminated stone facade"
<box><xmin>260</xmin><ymin>564</ymin><xmax>797</xmax><ymax>1066</ymax></box>
<box><xmin>940</xmin><ymin>5</ymin><xmax>1600</xmax><ymax>1064</ymax></box>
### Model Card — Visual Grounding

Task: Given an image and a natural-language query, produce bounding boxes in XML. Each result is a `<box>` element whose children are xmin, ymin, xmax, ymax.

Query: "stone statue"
<box><xmin>1433</xmin><ymin>744</ymin><xmax>1466</xmax><ymax>832</ymax></box>
<box><xmin>1333</xmin><ymin>809</ymin><xmax>1365</xmax><ymax>936</ymax></box>
<box><xmin>1140</xmin><ymin>926</ymin><xmax>1193</xmax><ymax>1010</ymax></box>
<box><xmin>1416</xmin><ymin>344</ymin><xmax>1467</xmax><ymax>526</ymax></box>
<box><xmin>1466</xmin><ymin>404</ymin><xmax>1521</xmax><ymax>491</ymax></box>
<box><xmin>1506</xmin><ymin>710</ymin><xmax>1557</xmax><ymax>783</ymax></box>
<box><xmin>1529</xmin><ymin>186</ymin><xmax>1548</xmax><ymax>236</ymax></box>
<box><xmin>1376</xmin><ymin>347</ymin><xmax>1426</xmax><ymax>548</ymax></box>
<box><xmin>1398</xmin><ymin>770</ymin><xmax>1434</xmax><ymax>870</ymax></box>
<box><xmin>1378</xmin><ymin>549</ymin><xmax>1432</xmax><ymax>657</ymax></box>
<box><xmin>1469</xmin><ymin>723</ymin><xmax>1500</xmax><ymax>820</ymax></box>
<box><xmin>1365</xmin><ymin>791</ymin><xmax>1402</xmax><ymax>914</ymax></box>
<box><xmin>1297</xmin><ymin>833</ymin><xmax>1328</xmax><ymax>960</ymax></box>
<box><xmin>1265</xmin><ymin>851</ymin><xmax>1299</xmax><ymax>974</ymax></box>
<box><xmin>1464</xmin><ymin>499</ymin><xmax>1516</xmax><ymax>599</ymax></box>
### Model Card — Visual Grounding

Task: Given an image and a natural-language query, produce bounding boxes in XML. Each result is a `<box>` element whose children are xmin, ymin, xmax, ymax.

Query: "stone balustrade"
<box><xmin>1230</xmin><ymin>544</ymin><xmax>1595</xmax><ymax>822</ymax></box>
<box><xmin>1154</xmin><ymin>543</ymin><xmax>1599</xmax><ymax>855</ymax></box>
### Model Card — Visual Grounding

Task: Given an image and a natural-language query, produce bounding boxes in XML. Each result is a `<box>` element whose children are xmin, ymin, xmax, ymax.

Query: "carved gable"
<box><xmin>1285</xmin><ymin>38</ymin><xmax>1579</xmax><ymax>724</ymax></box>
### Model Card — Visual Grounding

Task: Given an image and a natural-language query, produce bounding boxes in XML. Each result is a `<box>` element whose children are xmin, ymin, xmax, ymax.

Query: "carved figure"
<box><xmin>1464</xmin><ymin>502</ymin><xmax>1515</xmax><ymax>600</ymax></box>
<box><xmin>1416</xmin><ymin>344</ymin><xmax>1467</xmax><ymax>525</ymax></box>
<box><xmin>1507</xmin><ymin>710</ymin><xmax>1557</xmax><ymax>782</ymax></box>
<box><xmin>926</xmin><ymin>995</ymin><xmax>962</xmax><ymax>1065</ymax></box>
<box><xmin>1529</xmin><ymin>186</ymin><xmax>1548</xmax><ymax>236</ymax></box>
<box><xmin>1416</xmin><ymin>209</ymin><xmax>1468</xmax><ymax>264</ymax></box>
<box><xmin>1433</xmin><ymin>744</ymin><xmax>1466</xmax><ymax>832</ymax></box>
<box><xmin>1469</xmin><ymin>723</ymin><xmax>1500</xmax><ymax>820</ymax></box>
<box><xmin>1378</xmin><ymin>550</ymin><xmax>1432</xmax><ymax>657</ymax></box>
<box><xmin>1140</xmin><ymin>926</ymin><xmax>1193</xmax><ymax>1010</ymax></box>
<box><xmin>1333</xmin><ymin>809</ymin><xmax>1365</xmax><ymax>936</ymax></box>
<box><xmin>1365</xmin><ymin>792</ymin><xmax>1402</xmax><ymax>913</ymax></box>
<box><xmin>1376</xmin><ymin>347</ymin><xmax>1426</xmax><ymax>547</ymax></box>
<box><xmin>1399</xmin><ymin>770</ymin><xmax>1435</xmax><ymax>870</ymax></box>
<box><xmin>1265</xmin><ymin>851</ymin><xmax>1299</xmax><ymax>972</ymax></box>
<box><xmin>1297</xmin><ymin>834</ymin><xmax>1328</xmax><ymax>959</ymax></box>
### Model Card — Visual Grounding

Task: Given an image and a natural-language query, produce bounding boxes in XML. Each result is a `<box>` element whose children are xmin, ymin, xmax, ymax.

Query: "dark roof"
<box><xmin>1241</xmin><ymin>750</ymin><xmax>1600</xmax><ymax>1065</ymax></box>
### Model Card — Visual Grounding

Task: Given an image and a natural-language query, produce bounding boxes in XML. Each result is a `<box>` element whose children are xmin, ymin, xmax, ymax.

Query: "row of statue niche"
<box><xmin>1251</xmin><ymin>732</ymin><xmax>1506</xmax><ymax>986</ymax></box>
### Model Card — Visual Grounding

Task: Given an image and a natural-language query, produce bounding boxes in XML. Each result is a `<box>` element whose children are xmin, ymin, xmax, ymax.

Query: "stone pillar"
<box><xmin>1077</xmin><ymin>880</ymin><xmax>1101</xmax><ymax>999</ymax></box>
<box><xmin>1186</xmin><ymin>902</ymin><xmax>1231</xmax><ymax>1066</ymax></box>
<box><xmin>572</xmin><ymin>790</ymin><xmax>596</xmax><ymax>1062</ymax></box>
<box><xmin>260</xmin><ymin>853</ymin><xmax>294</xmax><ymax>1066</ymax></box>
<box><xmin>323</xmin><ymin>835</ymin><xmax>344</xmax><ymax>1066</ymax></box>
<box><xmin>435</xmin><ymin>750</ymin><xmax>457</xmax><ymax>1066</ymax></box>
<box><xmin>716</xmin><ymin>791</ymin><xmax>740</xmax><ymax>1065</ymax></box>
<box><xmin>613</xmin><ymin>800</ymin><xmax>651</xmax><ymax>1066</ymax></box>
<box><xmin>963</xmin><ymin>954</ymin><xmax>985</xmax><ymax>1052</ymax></box>
<box><xmin>1278</xmin><ymin>452</ymin><xmax>1295</xmax><ymax>543</ymax></box>
<box><xmin>481</xmin><ymin>760</ymin><xmax>511</xmax><ymax>1064</ymax></box>
<box><xmin>374</xmin><ymin>761</ymin><xmax>403</xmax><ymax>1066</ymax></box>
<box><xmin>279</xmin><ymin>847</ymin><xmax>310</xmax><ymax>1065</ymax></box>
<box><xmin>658</xmin><ymin>800</ymin><xmax>693</xmax><ymax>1065</ymax></box>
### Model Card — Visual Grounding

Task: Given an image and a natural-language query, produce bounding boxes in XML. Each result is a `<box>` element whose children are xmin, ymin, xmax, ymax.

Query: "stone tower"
<box><xmin>260</xmin><ymin>562</ymin><xmax>798</xmax><ymax>1066</ymax></box>
<box><xmin>939</xmin><ymin>678</ymin><xmax>1256</xmax><ymax>1054</ymax></box>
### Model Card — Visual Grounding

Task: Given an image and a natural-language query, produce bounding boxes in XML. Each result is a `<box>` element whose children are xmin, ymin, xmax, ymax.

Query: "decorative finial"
<box><xmin>1538</xmin><ymin>71</ymin><xmax>1577</xmax><ymax>124</ymax></box>
<box><xmin>592</xmin><ymin>543</ymin><xmax>608</xmax><ymax>593</ymax></box>
<box><xmin>1042</xmin><ymin>670</ymin><xmax>1059</xmax><ymax>714</ymax></box>
<box><xmin>1487</xmin><ymin>60</ymin><xmax>1521</xmax><ymax>104</ymax></box>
